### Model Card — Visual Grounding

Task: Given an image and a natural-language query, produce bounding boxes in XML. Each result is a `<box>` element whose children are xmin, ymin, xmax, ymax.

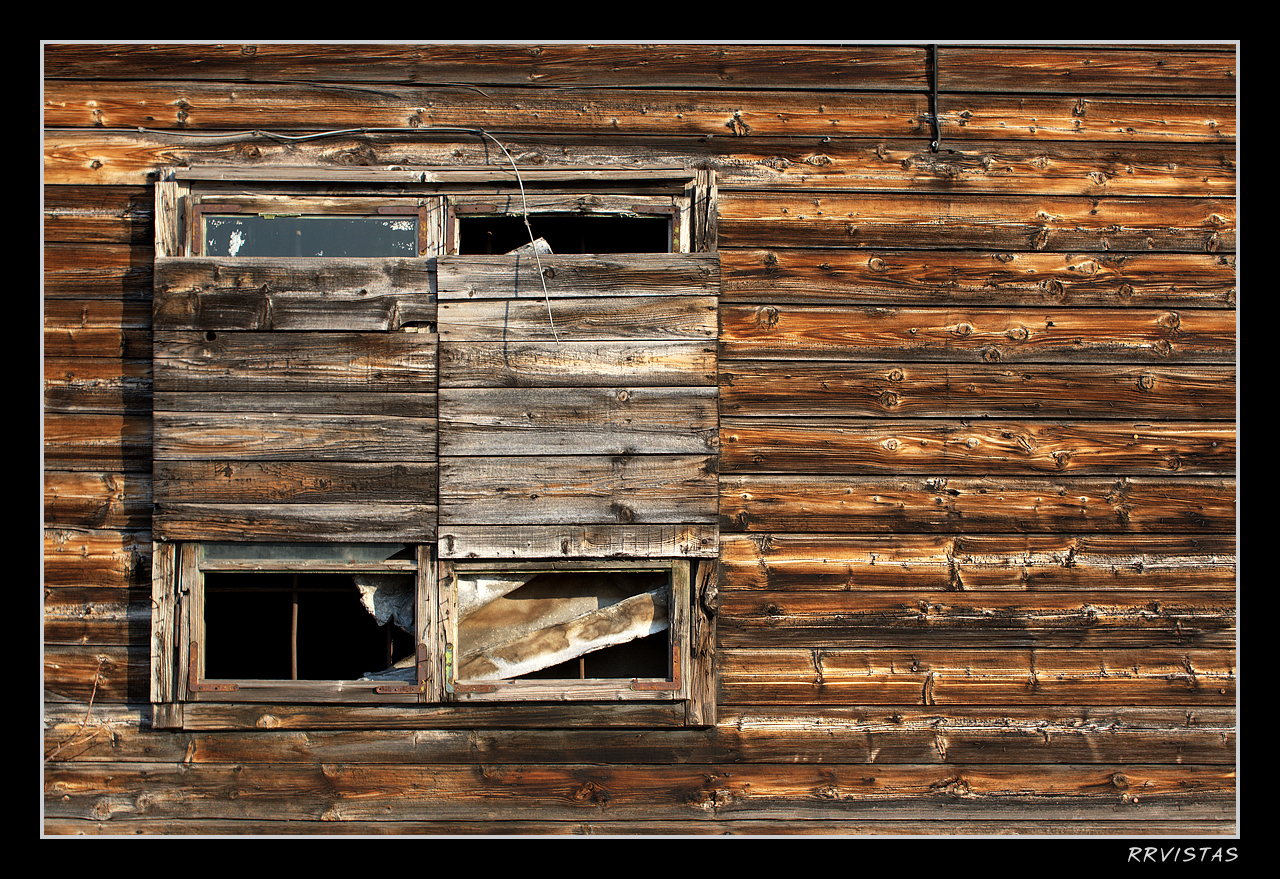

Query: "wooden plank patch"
<box><xmin>436</xmin><ymin>253</ymin><xmax>719</xmax><ymax>300</ymax></box>
<box><xmin>440</xmin><ymin>387</ymin><xmax>718</xmax><ymax>456</ymax></box>
<box><xmin>440</xmin><ymin>455</ymin><xmax>716</xmax><ymax>525</ymax></box>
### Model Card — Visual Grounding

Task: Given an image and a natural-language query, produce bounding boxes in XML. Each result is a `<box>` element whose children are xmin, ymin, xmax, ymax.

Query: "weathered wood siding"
<box><xmin>43</xmin><ymin>43</ymin><xmax>1236</xmax><ymax>835</ymax></box>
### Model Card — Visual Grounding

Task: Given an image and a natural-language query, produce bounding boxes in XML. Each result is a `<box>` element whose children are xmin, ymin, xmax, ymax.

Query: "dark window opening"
<box><xmin>458</xmin><ymin>214</ymin><xmax>671</xmax><ymax>255</ymax></box>
<box><xmin>203</xmin><ymin>572</ymin><xmax>416</xmax><ymax>680</ymax></box>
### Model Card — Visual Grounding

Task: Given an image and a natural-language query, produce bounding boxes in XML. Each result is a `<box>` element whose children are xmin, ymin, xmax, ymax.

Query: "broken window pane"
<box><xmin>197</xmin><ymin>544</ymin><xmax>417</xmax><ymax>682</ymax></box>
<box><xmin>454</xmin><ymin>568</ymin><xmax>671</xmax><ymax>682</ymax></box>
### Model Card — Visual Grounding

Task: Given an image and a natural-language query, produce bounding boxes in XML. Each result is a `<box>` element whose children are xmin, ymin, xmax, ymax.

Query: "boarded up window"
<box><xmin>149</xmin><ymin>167</ymin><xmax>718</xmax><ymax>727</ymax></box>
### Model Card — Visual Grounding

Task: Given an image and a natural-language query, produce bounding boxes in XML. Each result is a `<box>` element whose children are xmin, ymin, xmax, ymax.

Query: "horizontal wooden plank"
<box><xmin>719</xmin><ymin>305</ymin><xmax>1237</xmax><ymax>363</ymax></box>
<box><xmin>437</xmin><ymin>253</ymin><xmax>719</xmax><ymax>300</ymax></box>
<box><xmin>43</xmin><ymin>471</ymin><xmax>151</xmax><ymax>531</ymax></box>
<box><xmin>43</xmin><ymin>242</ymin><xmax>152</xmax><ymax>299</ymax></box>
<box><xmin>438</xmin><ymin>524</ymin><xmax>718</xmax><ymax>559</ymax></box>
<box><xmin>440</xmin><ymin>340</ymin><xmax>717</xmax><ymax>387</ymax></box>
<box><xmin>44</xmin><ymin>327</ymin><xmax>150</xmax><ymax>360</ymax></box>
<box><xmin>153</xmin><ymin>331</ymin><xmax>437</xmax><ymax>392</ymax></box>
<box><xmin>719</xmin><ymin>192</ymin><xmax>1235</xmax><ymax>252</ymax></box>
<box><xmin>43</xmin><ymin>413</ymin><xmax>151</xmax><ymax>469</ymax></box>
<box><xmin>720</xmin><ymin>418</ymin><xmax>1234</xmax><ymax>475</ymax></box>
<box><xmin>720</xmin><ymin>475</ymin><xmax>1236</xmax><ymax>533</ymax></box>
<box><xmin>44</xmin><ymin>133</ymin><xmax>1237</xmax><ymax>197</ymax></box>
<box><xmin>440</xmin><ymin>455</ymin><xmax>717</xmax><ymax>526</ymax></box>
<box><xmin>153</xmin><ymin>503</ymin><xmax>436</xmax><ymax>543</ymax></box>
<box><xmin>720</xmin><ymin>648</ymin><xmax>1235</xmax><ymax>706</ymax></box>
<box><xmin>44</xmin><ymin>645</ymin><xmax>145</xmax><ymax>703</ymax></box>
<box><xmin>719</xmin><ymin>363</ymin><xmax>1236</xmax><ymax>419</ymax></box>
<box><xmin>936</xmin><ymin>45</ymin><xmax>1236</xmax><ymax>96</ymax></box>
<box><xmin>43</xmin><ymin>529</ymin><xmax>150</xmax><ymax>590</ymax></box>
<box><xmin>438</xmin><ymin>296</ymin><xmax>716</xmax><ymax>342</ymax></box>
<box><xmin>439</xmin><ymin>387</ymin><xmax>718</xmax><ymax>456</ymax></box>
<box><xmin>154</xmin><ymin>257</ymin><xmax>436</xmax><ymax>331</ymax></box>
<box><xmin>42</xmin><ymin>760</ymin><xmax>1235</xmax><ymax>823</ymax></box>
<box><xmin>717</xmin><ymin>589</ymin><xmax>1235</xmax><ymax>649</ymax></box>
<box><xmin>719</xmin><ymin>533</ymin><xmax>1237</xmax><ymax>592</ymax></box>
<box><xmin>42</xmin><ymin>702</ymin><xmax>1237</xmax><ymax>766</ymax></box>
<box><xmin>40</xmin><ymin>816</ymin><xmax>1240</xmax><ymax>835</ymax></box>
<box><xmin>42</xmin><ymin>80</ymin><xmax>1235</xmax><ymax>143</ymax></box>
<box><xmin>43</xmin><ymin>43</ymin><xmax>932</xmax><ymax>89</ymax></box>
<box><xmin>43</xmin><ymin>296</ymin><xmax>152</xmax><ymax>331</ymax></box>
<box><xmin>43</xmin><ymin>357</ymin><xmax>151</xmax><ymax>415</ymax></box>
<box><xmin>43</xmin><ymin>201</ymin><xmax>151</xmax><ymax>245</ymax></box>
<box><xmin>721</xmin><ymin>249</ymin><xmax>1237</xmax><ymax>307</ymax></box>
<box><xmin>43</xmin><ymin>588</ymin><xmax>150</xmax><ymax>647</ymax></box>
<box><xmin>43</xmin><ymin>44</ymin><xmax>1237</xmax><ymax>95</ymax></box>
<box><xmin>153</xmin><ymin>460</ymin><xmax>437</xmax><ymax>505</ymax></box>
<box><xmin>153</xmin><ymin>391</ymin><xmax>436</xmax><ymax>417</ymax></box>
<box><xmin>153</xmin><ymin>412</ymin><xmax>437</xmax><ymax>461</ymax></box>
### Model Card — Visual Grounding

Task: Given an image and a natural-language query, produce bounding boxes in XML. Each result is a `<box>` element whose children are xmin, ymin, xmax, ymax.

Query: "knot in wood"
<box><xmin>753</xmin><ymin>306</ymin><xmax>780</xmax><ymax>330</ymax></box>
<box><xmin>1039</xmin><ymin>278</ymin><xmax>1065</xmax><ymax>299</ymax></box>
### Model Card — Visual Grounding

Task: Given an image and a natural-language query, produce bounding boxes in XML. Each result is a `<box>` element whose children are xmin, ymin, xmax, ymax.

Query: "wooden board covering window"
<box><xmin>150</xmin><ymin>255</ymin><xmax>439</xmax><ymax>543</ymax></box>
<box><xmin>435</xmin><ymin>252</ymin><xmax>721</xmax><ymax>559</ymax></box>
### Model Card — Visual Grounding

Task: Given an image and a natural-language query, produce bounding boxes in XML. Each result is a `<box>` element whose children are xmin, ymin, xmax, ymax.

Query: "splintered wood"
<box><xmin>456</xmin><ymin>569</ymin><xmax>669</xmax><ymax>681</ymax></box>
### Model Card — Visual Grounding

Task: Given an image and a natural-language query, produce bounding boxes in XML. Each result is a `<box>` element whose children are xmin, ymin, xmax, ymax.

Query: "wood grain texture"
<box><xmin>720</xmin><ymin>418</ymin><xmax>1234</xmax><ymax>475</ymax></box>
<box><xmin>721</xmin><ymin>249</ymin><xmax>1237</xmax><ymax>307</ymax></box>
<box><xmin>43</xmin><ymin>44</ymin><xmax>1235</xmax><ymax>95</ymax></box>
<box><xmin>719</xmin><ymin>363</ymin><xmax>1235</xmax><ymax>419</ymax></box>
<box><xmin>153</xmin><ymin>332</ymin><xmax>438</xmax><ymax>393</ymax></box>
<box><xmin>439</xmin><ymin>387</ymin><xmax>719</xmax><ymax>457</ymax></box>
<box><xmin>719</xmin><ymin>533</ymin><xmax>1237</xmax><ymax>591</ymax></box>
<box><xmin>153</xmin><ymin>257</ymin><xmax>436</xmax><ymax>331</ymax></box>
<box><xmin>440</xmin><ymin>455</ymin><xmax>717</xmax><ymax>525</ymax></box>
<box><xmin>719</xmin><ymin>192</ymin><xmax>1235</xmax><ymax>252</ymax></box>
<box><xmin>42</xmin><ymin>760</ymin><xmax>1234</xmax><ymax>824</ymax></box>
<box><xmin>45</xmin><ymin>133</ymin><xmax>1237</xmax><ymax>197</ymax></box>
<box><xmin>441</xmin><ymin>340</ymin><xmax>717</xmax><ymax>387</ymax></box>
<box><xmin>719</xmin><ymin>305</ymin><xmax>1235</xmax><ymax>363</ymax></box>
<box><xmin>42</xmin><ymin>80</ymin><xmax>1234</xmax><ymax>143</ymax></box>
<box><xmin>42</xmin><ymin>42</ymin><xmax>1237</xmax><ymax>836</ymax></box>
<box><xmin>720</xmin><ymin>648</ymin><xmax>1235</xmax><ymax>706</ymax></box>
<box><xmin>720</xmin><ymin>475</ymin><xmax>1235</xmax><ymax>533</ymax></box>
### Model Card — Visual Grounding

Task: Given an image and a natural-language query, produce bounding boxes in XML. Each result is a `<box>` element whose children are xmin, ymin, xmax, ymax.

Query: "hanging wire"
<box><xmin>927</xmin><ymin>45</ymin><xmax>942</xmax><ymax>153</ymax></box>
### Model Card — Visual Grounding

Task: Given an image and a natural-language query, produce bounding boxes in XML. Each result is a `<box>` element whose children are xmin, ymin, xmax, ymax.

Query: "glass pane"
<box><xmin>202</xmin><ymin>543</ymin><xmax>409</xmax><ymax>564</ymax></box>
<box><xmin>203</xmin><ymin>214</ymin><xmax>418</xmax><ymax>257</ymax></box>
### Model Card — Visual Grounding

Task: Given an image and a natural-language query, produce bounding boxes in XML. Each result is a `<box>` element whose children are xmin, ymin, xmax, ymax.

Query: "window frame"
<box><xmin>442</xmin><ymin>558</ymin><xmax>691</xmax><ymax>703</ymax></box>
<box><xmin>150</xmin><ymin>166</ymin><xmax>719</xmax><ymax>729</ymax></box>
<box><xmin>175</xmin><ymin>542</ymin><xmax>438</xmax><ymax>705</ymax></box>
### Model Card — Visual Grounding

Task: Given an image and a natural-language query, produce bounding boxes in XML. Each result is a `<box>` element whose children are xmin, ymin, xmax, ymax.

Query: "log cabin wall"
<box><xmin>43</xmin><ymin>43</ymin><xmax>1237</xmax><ymax>835</ymax></box>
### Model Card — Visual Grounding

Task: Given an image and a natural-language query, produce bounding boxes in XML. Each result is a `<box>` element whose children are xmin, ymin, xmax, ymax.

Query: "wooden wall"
<box><xmin>43</xmin><ymin>43</ymin><xmax>1237</xmax><ymax>835</ymax></box>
